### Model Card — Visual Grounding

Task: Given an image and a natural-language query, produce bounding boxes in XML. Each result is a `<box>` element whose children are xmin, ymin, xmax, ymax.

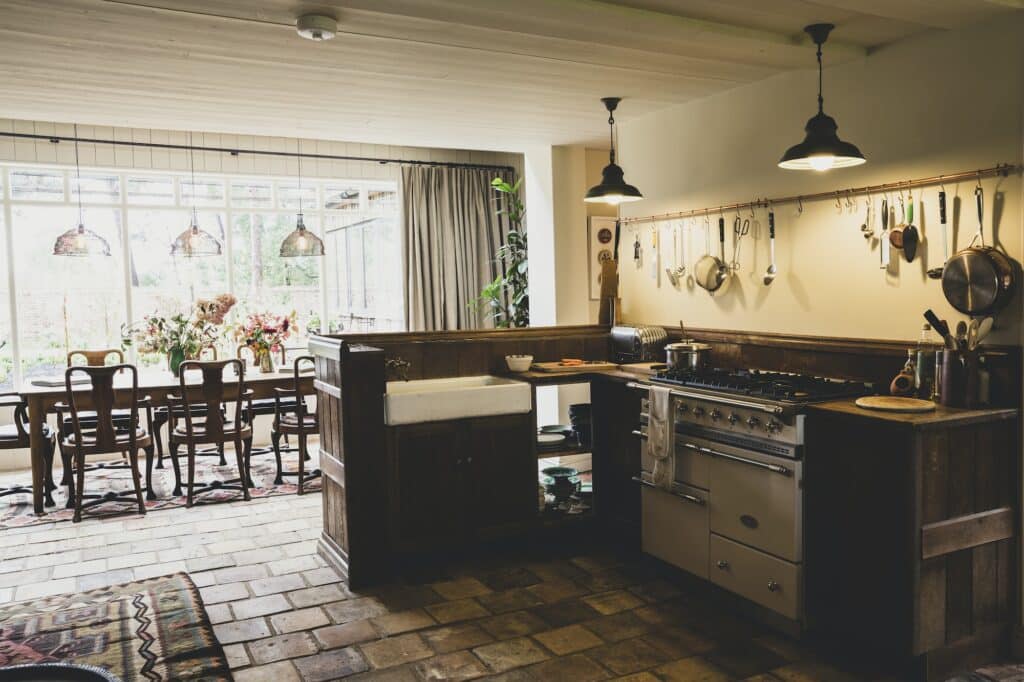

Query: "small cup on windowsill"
<box><xmin>505</xmin><ymin>354</ymin><xmax>533</xmax><ymax>372</ymax></box>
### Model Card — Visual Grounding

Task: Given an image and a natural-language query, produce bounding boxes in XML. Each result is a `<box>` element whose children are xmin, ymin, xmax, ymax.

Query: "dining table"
<box><xmin>19</xmin><ymin>366</ymin><xmax>315</xmax><ymax>515</ymax></box>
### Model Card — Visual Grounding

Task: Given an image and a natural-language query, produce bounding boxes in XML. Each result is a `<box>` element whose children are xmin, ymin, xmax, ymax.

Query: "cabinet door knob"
<box><xmin>715</xmin><ymin>560</ymin><xmax>729</xmax><ymax>570</ymax></box>
<box><xmin>466</xmin><ymin>456</ymin><xmax>473</xmax><ymax>463</ymax></box>
<box><xmin>767</xmin><ymin>581</ymin><xmax>781</xmax><ymax>592</ymax></box>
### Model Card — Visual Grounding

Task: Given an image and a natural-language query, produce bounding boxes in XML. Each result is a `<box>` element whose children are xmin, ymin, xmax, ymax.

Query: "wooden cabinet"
<box><xmin>592</xmin><ymin>379</ymin><xmax>643</xmax><ymax>537</ymax></box>
<box><xmin>387</xmin><ymin>413</ymin><xmax>533</xmax><ymax>552</ymax></box>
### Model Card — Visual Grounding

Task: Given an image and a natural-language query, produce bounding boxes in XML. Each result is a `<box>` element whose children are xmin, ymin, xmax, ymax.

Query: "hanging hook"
<box><xmin>835</xmin><ymin>192</ymin><xmax>842</xmax><ymax>211</ymax></box>
<box><xmin>796</xmin><ymin>197</ymin><xmax>803</xmax><ymax>215</ymax></box>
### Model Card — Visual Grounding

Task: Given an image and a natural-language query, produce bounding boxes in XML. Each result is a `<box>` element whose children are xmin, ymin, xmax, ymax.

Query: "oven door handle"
<box><xmin>626</xmin><ymin>382</ymin><xmax>784</xmax><ymax>416</ymax></box>
<box><xmin>631</xmin><ymin>429</ymin><xmax>647</xmax><ymax>439</ymax></box>
<box><xmin>679</xmin><ymin>442</ymin><xmax>791</xmax><ymax>476</ymax></box>
<box><xmin>631</xmin><ymin>476</ymin><xmax>706</xmax><ymax>506</ymax></box>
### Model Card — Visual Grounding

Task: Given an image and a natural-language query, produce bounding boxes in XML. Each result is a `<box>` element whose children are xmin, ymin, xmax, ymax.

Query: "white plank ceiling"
<box><xmin>0</xmin><ymin>0</ymin><xmax>1017</xmax><ymax>151</ymax></box>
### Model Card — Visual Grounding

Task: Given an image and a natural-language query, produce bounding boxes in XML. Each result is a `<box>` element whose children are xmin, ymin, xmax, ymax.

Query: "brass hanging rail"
<box><xmin>618</xmin><ymin>163</ymin><xmax>1022</xmax><ymax>224</ymax></box>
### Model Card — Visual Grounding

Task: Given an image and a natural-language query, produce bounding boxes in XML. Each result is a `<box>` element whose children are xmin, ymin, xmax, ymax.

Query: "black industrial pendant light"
<box><xmin>585</xmin><ymin>97</ymin><xmax>643</xmax><ymax>205</ymax></box>
<box><xmin>280</xmin><ymin>140</ymin><xmax>325</xmax><ymax>257</ymax></box>
<box><xmin>170</xmin><ymin>132</ymin><xmax>223</xmax><ymax>257</ymax></box>
<box><xmin>778</xmin><ymin>23</ymin><xmax>865</xmax><ymax>172</ymax></box>
<box><xmin>53</xmin><ymin>124</ymin><xmax>112</xmax><ymax>257</ymax></box>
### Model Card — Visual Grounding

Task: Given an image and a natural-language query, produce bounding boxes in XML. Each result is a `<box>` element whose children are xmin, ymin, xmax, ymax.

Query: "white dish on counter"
<box><xmin>505</xmin><ymin>354</ymin><xmax>533</xmax><ymax>372</ymax></box>
<box><xmin>384</xmin><ymin>375</ymin><xmax>531</xmax><ymax>425</ymax></box>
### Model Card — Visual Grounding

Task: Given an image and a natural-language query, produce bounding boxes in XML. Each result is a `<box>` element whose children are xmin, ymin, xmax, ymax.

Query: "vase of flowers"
<box><xmin>234</xmin><ymin>311</ymin><xmax>297</xmax><ymax>374</ymax></box>
<box><xmin>122</xmin><ymin>294</ymin><xmax>236</xmax><ymax>376</ymax></box>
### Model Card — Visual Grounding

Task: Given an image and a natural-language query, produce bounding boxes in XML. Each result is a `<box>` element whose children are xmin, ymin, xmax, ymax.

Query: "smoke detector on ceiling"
<box><xmin>296</xmin><ymin>14</ymin><xmax>337</xmax><ymax>41</ymax></box>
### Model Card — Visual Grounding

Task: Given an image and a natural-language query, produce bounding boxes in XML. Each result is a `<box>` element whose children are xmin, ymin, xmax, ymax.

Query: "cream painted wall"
<box><xmin>616</xmin><ymin>15</ymin><xmax>1024</xmax><ymax>345</ymax></box>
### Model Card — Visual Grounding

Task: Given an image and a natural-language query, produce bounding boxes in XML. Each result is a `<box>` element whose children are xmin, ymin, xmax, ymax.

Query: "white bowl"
<box><xmin>505</xmin><ymin>354</ymin><xmax>533</xmax><ymax>372</ymax></box>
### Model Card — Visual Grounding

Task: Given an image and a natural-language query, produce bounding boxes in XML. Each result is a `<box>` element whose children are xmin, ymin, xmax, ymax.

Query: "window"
<box><xmin>0</xmin><ymin>164</ymin><xmax>402</xmax><ymax>386</ymax></box>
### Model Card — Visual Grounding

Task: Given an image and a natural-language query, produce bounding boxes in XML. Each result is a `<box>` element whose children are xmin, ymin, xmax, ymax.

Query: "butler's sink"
<box><xmin>384</xmin><ymin>375</ymin><xmax>532</xmax><ymax>425</ymax></box>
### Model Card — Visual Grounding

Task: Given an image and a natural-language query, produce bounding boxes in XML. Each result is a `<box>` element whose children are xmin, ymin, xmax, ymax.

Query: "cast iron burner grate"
<box><xmin>651</xmin><ymin>368</ymin><xmax>872</xmax><ymax>404</ymax></box>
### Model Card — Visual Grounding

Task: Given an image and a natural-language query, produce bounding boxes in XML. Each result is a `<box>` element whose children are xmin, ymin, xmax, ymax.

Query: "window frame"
<box><xmin>0</xmin><ymin>162</ymin><xmax>401</xmax><ymax>386</ymax></box>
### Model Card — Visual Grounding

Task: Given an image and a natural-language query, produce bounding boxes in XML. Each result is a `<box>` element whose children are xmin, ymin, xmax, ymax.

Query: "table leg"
<box><xmin>28</xmin><ymin>395</ymin><xmax>47</xmax><ymax>515</ymax></box>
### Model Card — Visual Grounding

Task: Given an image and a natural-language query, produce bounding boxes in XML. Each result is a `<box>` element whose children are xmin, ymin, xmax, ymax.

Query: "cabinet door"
<box><xmin>388</xmin><ymin>421</ymin><xmax>466</xmax><ymax>551</ymax></box>
<box><xmin>465</xmin><ymin>414</ymin><xmax>534</xmax><ymax>535</ymax></box>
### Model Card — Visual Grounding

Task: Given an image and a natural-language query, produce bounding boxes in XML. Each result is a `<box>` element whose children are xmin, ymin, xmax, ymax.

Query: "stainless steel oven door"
<box><xmin>677</xmin><ymin>434</ymin><xmax>802</xmax><ymax>562</ymax></box>
<box><xmin>637</xmin><ymin>477</ymin><xmax>709</xmax><ymax>579</ymax></box>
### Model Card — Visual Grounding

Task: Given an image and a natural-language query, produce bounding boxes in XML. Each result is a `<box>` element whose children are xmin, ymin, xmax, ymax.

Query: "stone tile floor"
<box><xmin>2</xmin><ymin>489</ymin><xmax>1022</xmax><ymax>681</ymax></box>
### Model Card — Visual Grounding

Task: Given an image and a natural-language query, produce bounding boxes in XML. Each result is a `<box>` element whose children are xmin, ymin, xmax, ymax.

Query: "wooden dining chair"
<box><xmin>271</xmin><ymin>356</ymin><xmax>320</xmax><ymax>494</ymax></box>
<box><xmin>167</xmin><ymin>359</ymin><xmax>253</xmax><ymax>507</ymax></box>
<box><xmin>0</xmin><ymin>393</ymin><xmax>57</xmax><ymax>507</ymax></box>
<box><xmin>153</xmin><ymin>345</ymin><xmax>222</xmax><ymax>470</ymax></box>
<box><xmin>235</xmin><ymin>343</ymin><xmax>298</xmax><ymax>464</ymax></box>
<box><xmin>61</xmin><ymin>364</ymin><xmax>153</xmax><ymax>523</ymax></box>
<box><xmin>67</xmin><ymin>349</ymin><xmax>125</xmax><ymax>367</ymax></box>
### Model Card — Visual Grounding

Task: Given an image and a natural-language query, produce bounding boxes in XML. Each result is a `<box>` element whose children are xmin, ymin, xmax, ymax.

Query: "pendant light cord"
<box><xmin>816</xmin><ymin>41</ymin><xmax>824</xmax><ymax>114</ymax></box>
<box><xmin>188</xmin><ymin>131</ymin><xmax>198</xmax><ymax>225</ymax></box>
<box><xmin>608</xmin><ymin>110</ymin><xmax>616</xmax><ymax>164</ymax></box>
<box><xmin>297</xmin><ymin>140</ymin><xmax>303</xmax><ymax>216</ymax></box>
<box><xmin>73</xmin><ymin>123</ymin><xmax>84</xmax><ymax>226</ymax></box>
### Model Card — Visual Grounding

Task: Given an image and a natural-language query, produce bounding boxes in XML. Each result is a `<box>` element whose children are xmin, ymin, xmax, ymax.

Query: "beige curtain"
<box><xmin>401</xmin><ymin>166</ymin><xmax>511</xmax><ymax>331</ymax></box>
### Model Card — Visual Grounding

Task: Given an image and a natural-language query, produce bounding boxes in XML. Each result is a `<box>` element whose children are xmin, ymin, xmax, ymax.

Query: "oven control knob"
<box><xmin>727</xmin><ymin>412</ymin><xmax>740</xmax><ymax>425</ymax></box>
<box><xmin>676</xmin><ymin>403</ymin><xmax>689</xmax><ymax>414</ymax></box>
<box><xmin>746</xmin><ymin>416</ymin><xmax>760</xmax><ymax>429</ymax></box>
<box><xmin>709</xmin><ymin>409</ymin><xmax>722</xmax><ymax>421</ymax></box>
<box><xmin>766</xmin><ymin>420</ymin><xmax>782</xmax><ymax>434</ymax></box>
<box><xmin>692</xmin><ymin>406</ymin><xmax>705</xmax><ymax>417</ymax></box>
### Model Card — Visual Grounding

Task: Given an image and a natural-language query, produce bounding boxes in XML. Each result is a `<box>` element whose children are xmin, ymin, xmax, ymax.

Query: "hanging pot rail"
<box><xmin>619</xmin><ymin>163</ymin><xmax>1022</xmax><ymax>224</ymax></box>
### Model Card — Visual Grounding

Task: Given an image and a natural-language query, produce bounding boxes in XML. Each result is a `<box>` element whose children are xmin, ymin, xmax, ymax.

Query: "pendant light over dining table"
<box><xmin>585</xmin><ymin>97</ymin><xmax>643</xmax><ymax>206</ymax></box>
<box><xmin>280</xmin><ymin>141</ymin><xmax>325</xmax><ymax>257</ymax></box>
<box><xmin>53</xmin><ymin>124</ymin><xmax>112</xmax><ymax>257</ymax></box>
<box><xmin>778</xmin><ymin>23</ymin><xmax>865</xmax><ymax>172</ymax></box>
<box><xmin>170</xmin><ymin>132</ymin><xmax>223</xmax><ymax>257</ymax></box>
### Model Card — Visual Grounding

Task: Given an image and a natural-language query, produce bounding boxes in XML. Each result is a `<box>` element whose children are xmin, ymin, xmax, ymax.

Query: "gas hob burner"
<box><xmin>652</xmin><ymin>367</ymin><xmax>871</xmax><ymax>404</ymax></box>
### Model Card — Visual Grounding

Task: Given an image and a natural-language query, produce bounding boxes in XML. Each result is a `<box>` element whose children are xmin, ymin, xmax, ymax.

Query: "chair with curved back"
<box><xmin>153</xmin><ymin>345</ymin><xmax>223</xmax><ymax>469</ymax></box>
<box><xmin>167</xmin><ymin>359</ymin><xmax>253</xmax><ymax>507</ymax></box>
<box><xmin>67</xmin><ymin>349</ymin><xmax>124</xmax><ymax>368</ymax></box>
<box><xmin>0</xmin><ymin>393</ymin><xmax>57</xmax><ymax>507</ymax></box>
<box><xmin>271</xmin><ymin>356</ymin><xmax>320</xmax><ymax>494</ymax></box>
<box><xmin>235</xmin><ymin>343</ymin><xmax>299</xmax><ymax>465</ymax></box>
<box><xmin>61</xmin><ymin>364</ymin><xmax>152</xmax><ymax>523</ymax></box>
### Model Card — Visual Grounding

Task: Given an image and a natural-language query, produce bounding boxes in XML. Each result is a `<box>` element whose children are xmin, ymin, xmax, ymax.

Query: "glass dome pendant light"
<box><xmin>170</xmin><ymin>133</ymin><xmax>223</xmax><ymax>257</ymax></box>
<box><xmin>584</xmin><ymin>96</ymin><xmax>643</xmax><ymax>206</ymax></box>
<box><xmin>778</xmin><ymin>23</ymin><xmax>866</xmax><ymax>172</ymax></box>
<box><xmin>53</xmin><ymin>124</ymin><xmax>112</xmax><ymax>257</ymax></box>
<box><xmin>280</xmin><ymin>140</ymin><xmax>325</xmax><ymax>257</ymax></box>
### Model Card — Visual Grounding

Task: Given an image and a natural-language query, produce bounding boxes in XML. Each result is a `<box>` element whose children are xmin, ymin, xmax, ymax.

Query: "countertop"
<box><xmin>508</xmin><ymin>362</ymin><xmax>661</xmax><ymax>385</ymax></box>
<box><xmin>808</xmin><ymin>399</ymin><xmax>1019</xmax><ymax>430</ymax></box>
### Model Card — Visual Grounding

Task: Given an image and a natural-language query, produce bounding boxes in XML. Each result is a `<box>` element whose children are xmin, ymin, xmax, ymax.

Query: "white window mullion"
<box><xmin>2</xmin><ymin>167</ymin><xmax>22</xmax><ymax>388</ymax></box>
<box><xmin>120</xmin><ymin>170</ymin><xmax>134</xmax><ymax>364</ymax></box>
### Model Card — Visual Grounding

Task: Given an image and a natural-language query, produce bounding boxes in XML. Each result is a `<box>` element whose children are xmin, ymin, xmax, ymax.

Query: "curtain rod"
<box><xmin>619</xmin><ymin>163</ymin><xmax>1022</xmax><ymax>224</ymax></box>
<box><xmin>0</xmin><ymin>131</ymin><xmax>516</xmax><ymax>173</ymax></box>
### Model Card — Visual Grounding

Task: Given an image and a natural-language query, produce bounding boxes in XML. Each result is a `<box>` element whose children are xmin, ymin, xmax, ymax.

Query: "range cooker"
<box><xmin>633</xmin><ymin>367</ymin><xmax>872</xmax><ymax>625</ymax></box>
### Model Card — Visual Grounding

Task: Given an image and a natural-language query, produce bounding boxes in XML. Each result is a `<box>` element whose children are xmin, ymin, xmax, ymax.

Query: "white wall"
<box><xmin>615</xmin><ymin>15</ymin><xmax>1024</xmax><ymax>345</ymax></box>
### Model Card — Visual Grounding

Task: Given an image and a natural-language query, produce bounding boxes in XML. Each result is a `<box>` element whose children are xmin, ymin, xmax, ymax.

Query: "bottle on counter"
<box><xmin>914</xmin><ymin>323</ymin><xmax>939</xmax><ymax>399</ymax></box>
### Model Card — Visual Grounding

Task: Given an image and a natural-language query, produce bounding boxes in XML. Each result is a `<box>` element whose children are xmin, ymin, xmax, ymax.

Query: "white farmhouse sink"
<box><xmin>384</xmin><ymin>375</ymin><xmax>532</xmax><ymax>425</ymax></box>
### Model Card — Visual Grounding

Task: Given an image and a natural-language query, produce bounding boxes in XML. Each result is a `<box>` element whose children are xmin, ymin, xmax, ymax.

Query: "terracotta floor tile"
<box><xmin>477</xmin><ymin>588</ymin><xmax>544</xmax><ymax>615</ymax></box>
<box><xmin>413</xmin><ymin>650</ymin><xmax>489</xmax><ymax>680</ymax></box>
<box><xmin>479</xmin><ymin>611</ymin><xmax>549</xmax><ymax>640</ymax></box>
<box><xmin>294</xmin><ymin>647</ymin><xmax>369</xmax><ymax>681</ymax></box>
<box><xmin>431</xmin><ymin>577</ymin><xmax>492</xmax><ymax>601</ymax></box>
<box><xmin>247</xmin><ymin>632</ymin><xmax>319</xmax><ymax>665</ymax></box>
<box><xmin>479</xmin><ymin>566</ymin><xmax>542</xmax><ymax>591</ymax></box>
<box><xmin>530</xmin><ymin>597</ymin><xmax>602</xmax><ymax>628</ymax></box>
<box><xmin>584</xmin><ymin>610</ymin><xmax>652</xmax><ymax>643</ymax></box>
<box><xmin>527</xmin><ymin>652</ymin><xmax>611</xmax><ymax>681</ymax></box>
<box><xmin>371</xmin><ymin>608</ymin><xmax>436</xmax><ymax>636</ymax></box>
<box><xmin>314</xmin><ymin>620</ymin><xmax>379</xmax><ymax>649</ymax></box>
<box><xmin>655</xmin><ymin>656</ymin><xmax>733</xmax><ymax>681</ymax></box>
<box><xmin>422</xmin><ymin>622</ymin><xmax>494</xmax><ymax>654</ymax></box>
<box><xmin>326</xmin><ymin>596</ymin><xmax>391</xmax><ymax>624</ymax></box>
<box><xmin>424</xmin><ymin>598</ymin><xmax>490</xmax><ymax>624</ymax></box>
<box><xmin>587</xmin><ymin>637</ymin><xmax>671</xmax><ymax>676</ymax></box>
<box><xmin>527</xmin><ymin>578</ymin><xmax>588</xmax><ymax>604</ymax></box>
<box><xmin>472</xmin><ymin>636</ymin><xmax>549</xmax><ymax>673</ymax></box>
<box><xmin>270</xmin><ymin>606</ymin><xmax>330</xmax><ymax>634</ymax></box>
<box><xmin>232</xmin><ymin>660</ymin><xmax>301</xmax><ymax>682</ymax></box>
<box><xmin>583</xmin><ymin>589</ymin><xmax>645</xmax><ymax>615</ymax></box>
<box><xmin>532</xmin><ymin>623</ymin><xmax>603</xmax><ymax>656</ymax></box>
<box><xmin>360</xmin><ymin>632</ymin><xmax>434</xmax><ymax>669</ymax></box>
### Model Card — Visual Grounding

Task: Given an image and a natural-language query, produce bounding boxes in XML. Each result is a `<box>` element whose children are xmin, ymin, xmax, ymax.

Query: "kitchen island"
<box><xmin>310</xmin><ymin>324</ymin><xmax>1021</xmax><ymax>681</ymax></box>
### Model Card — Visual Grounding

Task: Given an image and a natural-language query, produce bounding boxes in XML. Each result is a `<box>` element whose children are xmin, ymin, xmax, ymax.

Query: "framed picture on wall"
<box><xmin>588</xmin><ymin>216</ymin><xmax>617</xmax><ymax>300</ymax></box>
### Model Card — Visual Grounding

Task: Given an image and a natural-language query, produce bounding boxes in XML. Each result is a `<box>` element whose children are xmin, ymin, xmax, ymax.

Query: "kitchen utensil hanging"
<box><xmin>927</xmin><ymin>189</ymin><xmax>949</xmax><ymax>279</ymax></box>
<box><xmin>764</xmin><ymin>209</ymin><xmax>777</xmax><ymax>285</ymax></box>
<box><xmin>695</xmin><ymin>216</ymin><xmax>730</xmax><ymax>294</ymax></box>
<box><xmin>941</xmin><ymin>184</ymin><xmax>1016</xmax><ymax>316</ymax></box>
<box><xmin>732</xmin><ymin>214</ymin><xmax>750</xmax><ymax>271</ymax></box>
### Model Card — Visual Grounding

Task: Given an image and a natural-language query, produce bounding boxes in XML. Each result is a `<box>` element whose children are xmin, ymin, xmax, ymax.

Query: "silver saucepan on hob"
<box><xmin>664</xmin><ymin>339</ymin><xmax>712</xmax><ymax>371</ymax></box>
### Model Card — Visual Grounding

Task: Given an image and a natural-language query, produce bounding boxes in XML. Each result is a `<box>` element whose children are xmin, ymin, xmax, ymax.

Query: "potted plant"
<box><xmin>233</xmin><ymin>311</ymin><xmax>297</xmax><ymax>373</ymax></box>
<box><xmin>122</xmin><ymin>294</ymin><xmax>236</xmax><ymax>376</ymax></box>
<box><xmin>474</xmin><ymin>177</ymin><xmax>529</xmax><ymax>328</ymax></box>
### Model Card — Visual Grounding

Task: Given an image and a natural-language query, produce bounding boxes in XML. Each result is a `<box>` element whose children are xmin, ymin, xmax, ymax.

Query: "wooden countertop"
<box><xmin>808</xmin><ymin>399</ymin><xmax>1019</xmax><ymax>430</ymax></box>
<box><xmin>508</xmin><ymin>363</ymin><xmax>660</xmax><ymax>386</ymax></box>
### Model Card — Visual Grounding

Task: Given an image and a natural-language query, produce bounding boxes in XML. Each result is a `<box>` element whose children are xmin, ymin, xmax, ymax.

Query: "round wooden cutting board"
<box><xmin>854</xmin><ymin>396</ymin><xmax>937</xmax><ymax>413</ymax></box>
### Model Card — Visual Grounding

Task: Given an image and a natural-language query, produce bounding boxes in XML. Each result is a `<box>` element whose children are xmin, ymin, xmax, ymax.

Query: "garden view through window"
<box><xmin>0</xmin><ymin>165</ymin><xmax>403</xmax><ymax>388</ymax></box>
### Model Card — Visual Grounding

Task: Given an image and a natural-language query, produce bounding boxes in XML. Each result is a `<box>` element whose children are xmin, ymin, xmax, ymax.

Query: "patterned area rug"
<box><xmin>0</xmin><ymin>447</ymin><xmax>322</xmax><ymax>530</ymax></box>
<box><xmin>0</xmin><ymin>572</ymin><xmax>231</xmax><ymax>681</ymax></box>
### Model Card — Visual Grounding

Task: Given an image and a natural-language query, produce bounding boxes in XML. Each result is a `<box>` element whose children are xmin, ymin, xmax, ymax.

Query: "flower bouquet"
<box><xmin>122</xmin><ymin>294</ymin><xmax>236</xmax><ymax>375</ymax></box>
<box><xmin>234</xmin><ymin>311</ymin><xmax>297</xmax><ymax>373</ymax></box>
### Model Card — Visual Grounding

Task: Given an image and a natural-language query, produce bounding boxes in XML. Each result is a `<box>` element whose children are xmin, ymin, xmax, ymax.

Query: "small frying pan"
<box><xmin>695</xmin><ymin>217</ymin><xmax>730</xmax><ymax>294</ymax></box>
<box><xmin>942</xmin><ymin>186</ymin><xmax>1016</xmax><ymax>316</ymax></box>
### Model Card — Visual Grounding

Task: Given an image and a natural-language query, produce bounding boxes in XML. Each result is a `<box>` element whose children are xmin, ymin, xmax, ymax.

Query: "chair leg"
<box><xmin>153</xmin><ymin>417</ymin><xmax>166</xmax><ymax>469</ymax></box>
<box><xmin>127</xmin><ymin>448</ymin><xmax>146</xmax><ymax>515</ymax></box>
<box><xmin>234</xmin><ymin>437</ymin><xmax>250</xmax><ymax>501</ymax></box>
<box><xmin>297</xmin><ymin>432</ymin><xmax>307</xmax><ymax>496</ymax></box>
<box><xmin>63</xmin><ymin>447</ymin><xmax>75</xmax><ymax>510</ymax></box>
<box><xmin>170</xmin><ymin>443</ymin><xmax>183</xmax><ymax>497</ymax></box>
<box><xmin>244</xmin><ymin>438</ymin><xmax>254</xmax><ymax>488</ymax></box>
<box><xmin>217</xmin><ymin>443</ymin><xmax>226</xmax><ymax>467</ymax></box>
<box><xmin>43</xmin><ymin>437</ymin><xmax>56</xmax><ymax>507</ymax></box>
<box><xmin>145</xmin><ymin>444</ymin><xmax>157</xmax><ymax>501</ymax></box>
<box><xmin>186</xmin><ymin>443</ymin><xmax>197</xmax><ymax>508</ymax></box>
<box><xmin>271</xmin><ymin>430</ymin><xmax>284</xmax><ymax>485</ymax></box>
<box><xmin>73</xmin><ymin>451</ymin><xmax>86</xmax><ymax>523</ymax></box>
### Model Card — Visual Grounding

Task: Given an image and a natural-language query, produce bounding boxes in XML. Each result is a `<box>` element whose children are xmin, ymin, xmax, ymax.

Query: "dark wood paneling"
<box><xmin>922</xmin><ymin>508</ymin><xmax>1014</xmax><ymax>559</ymax></box>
